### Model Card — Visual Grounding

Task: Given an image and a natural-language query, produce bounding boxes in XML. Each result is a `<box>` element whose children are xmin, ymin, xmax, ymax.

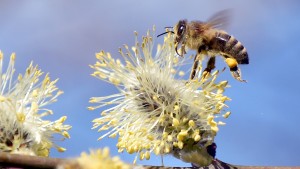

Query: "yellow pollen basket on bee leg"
<box><xmin>225</xmin><ymin>57</ymin><xmax>247</xmax><ymax>82</ymax></box>
<box><xmin>225</xmin><ymin>58</ymin><xmax>238</xmax><ymax>69</ymax></box>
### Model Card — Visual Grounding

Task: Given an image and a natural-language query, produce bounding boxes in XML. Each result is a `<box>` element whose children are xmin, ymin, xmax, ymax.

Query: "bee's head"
<box><xmin>174</xmin><ymin>19</ymin><xmax>187</xmax><ymax>44</ymax></box>
<box><xmin>174</xmin><ymin>19</ymin><xmax>187</xmax><ymax>56</ymax></box>
<box><xmin>157</xmin><ymin>19</ymin><xmax>188</xmax><ymax>56</ymax></box>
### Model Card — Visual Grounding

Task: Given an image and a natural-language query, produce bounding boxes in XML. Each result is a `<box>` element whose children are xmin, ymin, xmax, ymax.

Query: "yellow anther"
<box><xmin>167</xmin><ymin>135</ymin><xmax>173</xmax><ymax>142</ymax></box>
<box><xmin>31</xmin><ymin>102</ymin><xmax>39</xmax><ymax>113</ymax></box>
<box><xmin>32</xmin><ymin>90</ymin><xmax>38</xmax><ymax>97</ymax></box>
<box><xmin>223</xmin><ymin>111</ymin><xmax>231</xmax><ymax>118</ymax></box>
<box><xmin>0</xmin><ymin>95</ymin><xmax>5</xmax><ymax>102</ymax></box>
<box><xmin>179</xmin><ymin>71</ymin><xmax>185</xmax><ymax>76</ymax></box>
<box><xmin>178</xmin><ymin>141</ymin><xmax>184</xmax><ymax>149</ymax></box>
<box><xmin>16</xmin><ymin>112</ymin><xmax>25</xmax><ymax>123</ymax></box>
<box><xmin>139</xmin><ymin>152</ymin><xmax>145</xmax><ymax>160</ymax></box>
<box><xmin>194</xmin><ymin>134</ymin><xmax>201</xmax><ymax>142</ymax></box>
<box><xmin>174</xmin><ymin>105</ymin><xmax>180</xmax><ymax>111</ymax></box>
<box><xmin>145</xmin><ymin>151</ymin><xmax>150</xmax><ymax>160</ymax></box>
<box><xmin>109</xmin><ymin>133</ymin><xmax>117</xmax><ymax>138</ymax></box>
<box><xmin>172</xmin><ymin>118</ymin><xmax>180</xmax><ymax>127</ymax></box>
<box><xmin>218</xmin><ymin>121</ymin><xmax>226</xmax><ymax>125</ymax></box>
<box><xmin>188</xmin><ymin>120</ymin><xmax>195</xmax><ymax>127</ymax></box>
<box><xmin>57</xmin><ymin>147</ymin><xmax>66</xmax><ymax>152</ymax></box>
<box><xmin>62</xmin><ymin>131</ymin><xmax>71</xmax><ymax>139</ymax></box>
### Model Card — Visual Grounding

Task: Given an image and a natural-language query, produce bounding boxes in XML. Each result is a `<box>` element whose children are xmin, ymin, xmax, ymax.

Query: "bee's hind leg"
<box><xmin>202</xmin><ymin>56</ymin><xmax>216</xmax><ymax>78</ymax></box>
<box><xmin>225</xmin><ymin>57</ymin><xmax>247</xmax><ymax>82</ymax></box>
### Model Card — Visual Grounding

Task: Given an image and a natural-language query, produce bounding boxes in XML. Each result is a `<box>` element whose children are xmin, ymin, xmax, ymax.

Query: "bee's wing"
<box><xmin>206</xmin><ymin>9</ymin><xmax>232</xmax><ymax>29</ymax></box>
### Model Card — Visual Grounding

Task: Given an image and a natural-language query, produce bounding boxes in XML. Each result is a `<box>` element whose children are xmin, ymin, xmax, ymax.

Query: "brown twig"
<box><xmin>237</xmin><ymin>167</ymin><xmax>300</xmax><ymax>169</ymax></box>
<box><xmin>0</xmin><ymin>152</ymin><xmax>299</xmax><ymax>169</ymax></box>
<box><xmin>0</xmin><ymin>152</ymin><xmax>66</xmax><ymax>169</ymax></box>
<box><xmin>143</xmin><ymin>167</ymin><xmax>300</xmax><ymax>169</ymax></box>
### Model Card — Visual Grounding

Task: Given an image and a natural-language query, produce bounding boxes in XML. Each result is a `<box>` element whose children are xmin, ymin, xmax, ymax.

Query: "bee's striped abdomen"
<box><xmin>210</xmin><ymin>32</ymin><xmax>249</xmax><ymax>64</ymax></box>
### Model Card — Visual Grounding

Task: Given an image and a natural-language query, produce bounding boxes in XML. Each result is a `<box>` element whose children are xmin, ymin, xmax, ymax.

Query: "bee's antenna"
<box><xmin>164</xmin><ymin>26</ymin><xmax>173</xmax><ymax>29</ymax></box>
<box><xmin>157</xmin><ymin>31</ymin><xmax>174</xmax><ymax>37</ymax></box>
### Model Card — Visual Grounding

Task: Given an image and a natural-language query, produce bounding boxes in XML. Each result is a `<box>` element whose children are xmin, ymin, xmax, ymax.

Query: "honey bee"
<box><xmin>158</xmin><ymin>10</ymin><xmax>249</xmax><ymax>82</ymax></box>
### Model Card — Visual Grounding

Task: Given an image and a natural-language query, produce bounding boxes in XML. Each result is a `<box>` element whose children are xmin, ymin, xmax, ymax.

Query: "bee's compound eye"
<box><xmin>178</xmin><ymin>25</ymin><xmax>185</xmax><ymax>35</ymax></box>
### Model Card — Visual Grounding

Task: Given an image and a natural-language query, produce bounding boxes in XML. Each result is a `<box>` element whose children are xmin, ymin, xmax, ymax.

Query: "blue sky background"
<box><xmin>0</xmin><ymin>0</ymin><xmax>299</xmax><ymax>167</ymax></box>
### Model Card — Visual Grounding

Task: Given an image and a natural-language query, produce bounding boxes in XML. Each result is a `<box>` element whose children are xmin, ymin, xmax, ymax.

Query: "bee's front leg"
<box><xmin>189</xmin><ymin>46</ymin><xmax>207</xmax><ymax>80</ymax></box>
<box><xmin>175</xmin><ymin>43</ymin><xmax>187</xmax><ymax>57</ymax></box>
<box><xmin>189</xmin><ymin>54</ymin><xmax>200</xmax><ymax>80</ymax></box>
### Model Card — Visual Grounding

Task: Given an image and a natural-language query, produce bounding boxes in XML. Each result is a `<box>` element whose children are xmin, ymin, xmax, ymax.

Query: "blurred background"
<box><xmin>0</xmin><ymin>0</ymin><xmax>299</xmax><ymax>167</ymax></box>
